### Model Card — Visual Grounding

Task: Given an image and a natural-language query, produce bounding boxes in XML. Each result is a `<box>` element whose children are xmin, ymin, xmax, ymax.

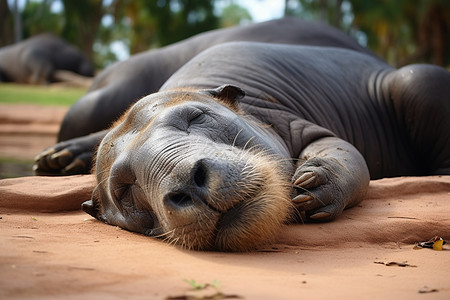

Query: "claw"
<box><xmin>292</xmin><ymin>194</ymin><xmax>312</xmax><ymax>204</ymax></box>
<box><xmin>50</xmin><ymin>149</ymin><xmax>73</xmax><ymax>160</ymax></box>
<box><xmin>309</xmin><ymin>212</ymin><xmax>331</xmax><ymax>220</ymax></box>
<box><xmin>45</xmin><ymin>153</ymin><xmax>62</xmax><ymax>169</ymax></box>
<box><xmin>63</xmin><ymin>158</ymin><xmax>87</xmax><ymax>175</ymax></box>
<box><xmin>294</xmin><ymin>171</ymin><xmax>316</xmax><ymax>187</ymax></box>
<box><xmin>51</xmin><ymin>149</ymin><xmax>73</xmax><ymax>166</ymax></box>
<box><xmin>34</xmin><ymin>148</ymin><xmax>56</xmax><ymax>161</ymax></box>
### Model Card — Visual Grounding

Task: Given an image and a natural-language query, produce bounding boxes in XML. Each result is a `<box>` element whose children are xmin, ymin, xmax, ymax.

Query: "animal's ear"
<box><xmin>200</xmin><ymin>84</ymin><xmax>245</xmax><ymax>109</ymax></box>
<box><xmin>82</xmin><ymin>199</ymin><xmax>98</xmax><ymax>218</ymax></box>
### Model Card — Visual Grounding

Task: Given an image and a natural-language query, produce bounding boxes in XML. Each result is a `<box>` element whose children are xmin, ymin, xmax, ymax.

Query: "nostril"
<box><xmin>166</xmin><ymin>192</ymin><xmax>194</xmax><ymax>208</ymax></box>
<box><xmin>192</xmin><ymin>160</ymin><xmax>208</xmax><ymax>187</ymax></box>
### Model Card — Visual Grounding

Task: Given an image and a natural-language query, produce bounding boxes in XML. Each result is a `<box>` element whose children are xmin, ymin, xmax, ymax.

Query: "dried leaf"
<box><xmin>415</xmin><ymin>236</ymin><xmax>447</xmax><ymax>251</ymax></box>
<box><xmin>432</xmin><ymin>239</ymin><xmax>444</xmax><ymax>251</ymax></box>
<box><xmin>166</xmin><ymin>292</ymin><xmax>241</xmax><ymax>300</ymax></box>
<box><xmin>418</xmin><ymin>286</ymin><xmax>439</xmax><ymax>294</ymax></box>
<box><xmin>374</xmin><ymin>261</ymin><xmax>417</xmax><ymax>267</ymax></box>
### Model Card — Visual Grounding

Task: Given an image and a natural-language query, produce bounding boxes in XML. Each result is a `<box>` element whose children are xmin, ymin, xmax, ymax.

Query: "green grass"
<box><xmin>0</xmin><ymin>83</ymin><xmax>86</xmax><ymax>106</ymax></box>
<box><xmin>0</xmin><ymin>156</ymin><xmax>34</xmax><ymax>179</ymax></box>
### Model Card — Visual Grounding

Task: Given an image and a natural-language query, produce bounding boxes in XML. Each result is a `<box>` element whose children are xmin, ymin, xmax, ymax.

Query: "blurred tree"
<box><xmin>60</xmin><ymin>0</ymin><xmax>105</xmax><ymax>63</ymax></box>
<box><xmin>0</xmin><ymin>0</ymin><xmax>13</xmax><ymax>46</ymax></box>
<box><xmin>416</xmin><ymin>1</ymin><xmax>450</xmax><ymax>67</ymax></box>
<box><xmin>93</xmin><ymin>1</ymin><xmax>130</xmax><ymax>68</ymax></box>
<box><xmin>3</xmin><ymin>0</ymin><xmax>449</xmax><ymax>69</ymax></box>
<box><xmin>285</xmin><ymin>0</ymin><xmax>345</xmax><ymax>28</ymax></box>
<box><xmin>94</xmin><ymin>0</ymin><xmax>250</xmax><ymax>66</ymax></box>
<box><xmin>13</xmin><ymin>0</ymin><xmax>23</xmax><ymax>42</ymax></box>
<box><xmin>352</xmin><ymin>0</ymin><xmax>450</xmax><ymax>67</ymax></box>
<box><xmin>117</xmin><ymin>0</ymin><xmax>218</xmax><ymax>54</ymax></box>
<box><xmin>286</xmin><ymin>0</ymin><xmax>450</xmax><ymax>67</ymax></box>
<box><xmin>1</xmin><ymin>0</ymin><xmax>220</xmax><ymax>68</ymax></box>
<box><xmin>21</xmin><ymin>0</ymin><xmax>64</xmax><ymax>38</ymax></box>
<box><xmin>220</xmin><ymin>2</ymin><xmax>252</xmax><ymax>27</ymax></box>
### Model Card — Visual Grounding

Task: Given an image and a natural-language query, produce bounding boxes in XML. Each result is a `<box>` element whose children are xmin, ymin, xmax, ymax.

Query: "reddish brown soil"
<box><xmin>0</xmin><ymin>104</ymin><xmax>67</xmax><ymax>160</ymax></box>
<box><xmin>0</xmin><ymin>175</ymin><xmax>449</xmax><ymax>299</ymax></box>
<box><xmin>1</xmin><ymin>104</ymin><xmax>449</xmax><ymax>299</ymax></box>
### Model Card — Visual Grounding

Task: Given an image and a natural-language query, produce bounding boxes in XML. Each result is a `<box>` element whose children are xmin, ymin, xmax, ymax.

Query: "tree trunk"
<box><xmin>61</xmin><ymin>0</ymin><xmax>104</xmax><ymax>64</ymax></box>
<box><xmin>0</xmin><ymin>0</ymin><xmax>13</xmax><ymax>46</ymax></box>
<box><xmin>398</xmin><ymin>3</ymin><xmax>449</xmax><ymax>67</ymax></box>
<box><xmin>13</xmin><ymin>0</ymin><xmax>22</xmax><ymax>42</ymax></box>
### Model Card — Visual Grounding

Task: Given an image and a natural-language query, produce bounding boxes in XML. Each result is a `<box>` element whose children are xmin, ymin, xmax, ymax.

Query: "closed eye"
<box><xmin>187</xmin><ymin>108</ymin><xmax>205</xmax><ymax>125</ymax></box>
<box><xmin>114</xmin><ymin>184</ymin><xmax>134</xmax><ymax>210</ymax></box>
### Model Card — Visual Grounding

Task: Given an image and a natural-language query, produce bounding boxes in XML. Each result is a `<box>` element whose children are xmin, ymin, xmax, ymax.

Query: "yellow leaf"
<box><xmin>433</xmin><ymin>239</ymin><xmax>443</xmax><ymax>251</ymax></box>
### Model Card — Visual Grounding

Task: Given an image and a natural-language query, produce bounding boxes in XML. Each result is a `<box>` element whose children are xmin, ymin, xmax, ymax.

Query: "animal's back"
<box><xmin>162</xmin><ymin>42</ymin><xmax>388</xmax><ymax>137</ymax></box>
<box><xmin>161</xmin><ymin>42</ymin><xmax>407</xmax><ymax>176</ymax></box>
<box><xmin>60</xmin><ymin>18</ymin><xmax>379</xmax><ymax>142</ymax></box>
<box><xmin>89</xmin><ymin>18</ymin><xmax>378</xmax><ymax>91</ymax></box>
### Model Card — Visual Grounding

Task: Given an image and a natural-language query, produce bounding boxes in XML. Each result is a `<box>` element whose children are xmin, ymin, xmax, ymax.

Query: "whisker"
<box><xmin>242</xmin><ymin>136</ymin><xmax>255</xmax><ymax>151</ymax></box>
<box><xmin>155</xmin><ymin>228</ymin><xmax>174</xmax><ymax>239</ymax></box>
<box><xmin>92</xmin><ymin>174</ymin><xmax>115</xmax><ymax>198</ymax></box>
<box><xmin>232</xmin><ymin>129</ymin><xmax>244</xmax><ymax>147</ymax></box>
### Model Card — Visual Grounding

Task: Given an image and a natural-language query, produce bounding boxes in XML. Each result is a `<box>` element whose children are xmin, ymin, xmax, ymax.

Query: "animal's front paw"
<box><xmin>33</xmin><ymin>139</ymin><xmax>94</xmax><ymax>176</ymax></box>
<box><xmin>292</xmin><ymin>157</ymin><xmax>349</xmax><ymax>222</ymax></box>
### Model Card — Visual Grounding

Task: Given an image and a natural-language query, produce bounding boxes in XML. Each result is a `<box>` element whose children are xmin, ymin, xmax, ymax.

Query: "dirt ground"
<box><xmin>1</xmin><ymin>175</ymin><xmax>449</xmax><ymax>300</ymax></box>
<box><xmin>0</xmin><ymin>103</ymin><xmax>449</xmax><ymax>299</ymax></box>
<box><xmin>0</xmin><ymin>104</ymin><xmax>67</xmax><ymax>178</ymax></box>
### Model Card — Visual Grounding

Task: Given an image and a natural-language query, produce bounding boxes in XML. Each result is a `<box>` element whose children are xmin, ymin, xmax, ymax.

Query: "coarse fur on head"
<box><xmin>83</xmin><ymin>85</ymin><xmax>295</xmax><ymax>251</ymax></box>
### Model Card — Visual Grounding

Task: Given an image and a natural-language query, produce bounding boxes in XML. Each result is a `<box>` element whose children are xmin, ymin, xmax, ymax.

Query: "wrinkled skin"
<box><xmin>0</xmin><ymin>33</ymin><xmax>93</xmax><ymax>84</ymax></box>
<box><xmin>38</xmin><ymin>42</ymin><xmax>450</xmax><ymax>251</ymax></box>
<box><xmin>85</xmin><ymin>87</ymin><xmax>298</xmax><ymax>251</ymax></box>
<box><xmin>83</xmin><ymin>84</ymin><xmax>370</xmax><ymax>251</ymax></box>
<box><xmin>35</xmin><ymin>18</ymin><xmax>379</xmax><ymax>176</ymax></box>
<box><xmin>53</xmin><ymin>17</ymin><xmax>379</xmax><ymax>145</ymax></box>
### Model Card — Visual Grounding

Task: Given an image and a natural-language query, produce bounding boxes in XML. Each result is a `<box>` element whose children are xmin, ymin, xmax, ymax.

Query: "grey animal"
<box><xmin>0</xmin><ymin>33</ymin><xmax>93</xmax><ymax>84</ymax></box>
<box><xmin>78</xmin><ymin>42</ymin><xmax>449</xmax><ymax>251</ymax></box>
<box><xmin>34</xmin><ymin>18</ymin><xmax>379</xmax><ymax>175</ymax></box>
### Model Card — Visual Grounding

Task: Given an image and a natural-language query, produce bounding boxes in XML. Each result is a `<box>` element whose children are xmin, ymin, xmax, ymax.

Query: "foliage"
<box><xmin>351</xmin><ymin>0</ymin><xmax>450</xmax><ymax>66</ymax></box>
<box><xmin>286</xmin><ymin>0</ymin><xmax>347</xmax><ymax>28</ymax></box>
<box><xmin>1</xmin><ymin>0</ymin><xmax>447</xmax><ymax>69</ymax></box>
<box><xmin>287</xmin><ymin>0</ymin><xmax>450</xmax><ymax>67</ymax></box>
<box><xmin>220</xmin><ymin>3</ymin><xmax>252</xmax><ymax>27</ymax></box>
<box><xmin>21</xmin><ymin>0</ymin><xmax>63</xmax><ymax>38</ymax></box>
<box><xmin>184</xmin><ymin>278</ymin><xmax>220</xmax><ymax>291</ymax></box>
<box><xmin>60</xmin><ymin>0</ymin><xmax>104</xmax><ymax>62</ymax></box>
<box><xmin>115</xmin><ymin>0</ymin><xmax>219</xmax><ymax>54</ymax></box>
<box><xmin>1</xmin><ymin>0</ymin><xmax>230</xmax><ymax>68</ymax></box>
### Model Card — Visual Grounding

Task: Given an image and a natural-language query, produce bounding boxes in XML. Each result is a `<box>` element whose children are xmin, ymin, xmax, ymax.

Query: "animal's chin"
<box><xmin>214</xmin><ymin>201</ymin><xmax>262</xmax><ymax>251</ymax></box>
<box><xmin>167</xmin><ymin>188</ymin><xmax>292</xmax><ymax>252</ymax></box>
<box><xmin>212</xmin><ymin>193</ymin><xmax>290</xmax><ymax>252</ymax></box>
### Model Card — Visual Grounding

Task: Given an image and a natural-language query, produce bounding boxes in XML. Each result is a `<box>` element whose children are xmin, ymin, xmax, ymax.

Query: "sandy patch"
<box><xmin>0</xmin><ymin>175</ymin><xmax>449</xmax><ymax>299</ymax></box>
<box><xmin>0</xmin><ymin>104</ymin><xmax>67</xmax><ymax>160</ymax></box>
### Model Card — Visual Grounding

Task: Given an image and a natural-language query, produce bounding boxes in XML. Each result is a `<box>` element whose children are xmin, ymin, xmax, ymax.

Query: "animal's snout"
<box><xmin>163</xmin><ymin>157</ymin><xmax>237</xmax><ymax>212</ymax></box>
<box><xmin>165</xmin><ymin>191</ymin><xmax>195</xmax><ymax>209</ymax></box>
<box><xmin>163</xmin><ymin>158</ymin><xmax>214</xmax><ymax>211</ymax></box>
<box><xmin>191</xmin><ymin>159</ymin><xmax>209</xmax><ymax>188</ymax></box>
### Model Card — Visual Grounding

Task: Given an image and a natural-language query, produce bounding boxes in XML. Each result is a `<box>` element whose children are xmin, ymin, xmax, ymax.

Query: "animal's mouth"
<box><xmin>162</xmin><ymin>176</ymin><xmax>265</xmax><ymax>251</ymax></box>
<box><xmin>215</xmin><ymin>201</ymin><xmax>246</xmax><ymax>231</ymax></box>
<box><xmin>158</xmin><ymin>151</ymin><xmax>293</xmax><ymax>252</ymax></box>
<box><xmin>211</xmin><ymin>195</ymin><xmax>277</xmax><ymax>251</ymax></box>
<box><xmin>211</xmin><ymin>180</ymin><xmax>291</xmax><ymax>251</ymax></box>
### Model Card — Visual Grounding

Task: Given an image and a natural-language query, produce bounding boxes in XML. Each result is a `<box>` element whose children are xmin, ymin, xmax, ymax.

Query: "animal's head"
<box><xmin>82</xmin><ymin>85</ymin><xmax>294</xmax><ymax>251</ymax></box>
